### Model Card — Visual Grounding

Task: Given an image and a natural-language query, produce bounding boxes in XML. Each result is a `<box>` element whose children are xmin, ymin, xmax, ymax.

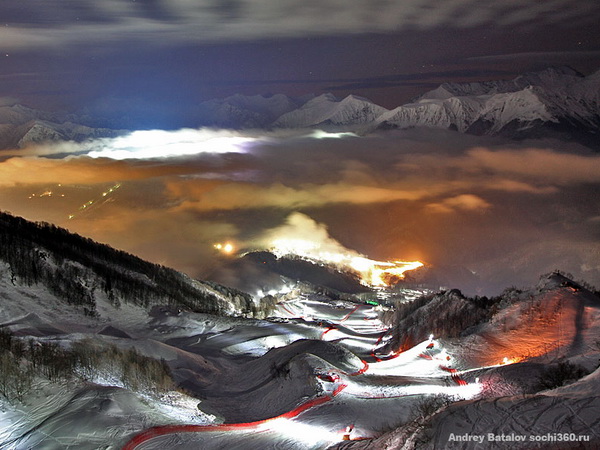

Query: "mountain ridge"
<box><xmin>1</xmin><ymin>66</ymin><xmax>598</xmax><ymax>149</ymax></box>
<box><xmin>0</xmin><ymin>210</ymin><xmax>263</xmax><ymax>319</ymax></box>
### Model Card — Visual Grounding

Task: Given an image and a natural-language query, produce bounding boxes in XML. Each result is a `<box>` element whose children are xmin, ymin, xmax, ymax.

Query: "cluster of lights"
<box><xmin>256</xmin><ymin>285</ymin><xmax>293</xmax><ymax>298</ymax></box>
<box><xmin>213</xmin><ymin>242</ymin><xmax>235</xmax><ymax>255</ymax></box>
<box><xmin>29</xmin><ymin>190</ymin><xmax>65</xmax><ymax>199</ymax></box>
<box><xmin>68</xmin><ymin>183</ymin><xmax>121</xmax><ymax>220</ymax></box>
<box><xmin>28</xmin><ymin>184</ymin><xmax>66</xmax><ymax>199</ymax></box>
<box><xmin>269</xmin><ymin>237</ymin><xmax>423</xmax><ymax>288</ymax></box>
<box><xmin>500</xmin><ymin>356</ymin><xmax>521</xmax><ymax>365</ymax></box>
<box><xmin>364</xmin><ymin>260</ymin><xmax>425</xmax><ymax>287</ymax></box>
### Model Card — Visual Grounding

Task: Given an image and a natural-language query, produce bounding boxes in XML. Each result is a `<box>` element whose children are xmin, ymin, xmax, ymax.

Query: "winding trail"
<box><xmin>123</xmin><ymin>299</ymin><xmax>470</xmax><ymax>449</ymax></box>
<box><xmin>122</xmin><ymin>384</ymin><xmax>348</xmax><ymax>450</ymax></box>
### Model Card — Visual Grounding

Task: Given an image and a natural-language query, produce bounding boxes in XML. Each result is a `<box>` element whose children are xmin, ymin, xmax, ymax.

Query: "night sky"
<box><xmin>1</xmin><ymin>1</ymin><xmax>599</xmax><ymax>127</ymax></box>
<box><xmin>1</xmin><ymin>1</ymin><xmax>600</xmax><ymax>296</ymax></box>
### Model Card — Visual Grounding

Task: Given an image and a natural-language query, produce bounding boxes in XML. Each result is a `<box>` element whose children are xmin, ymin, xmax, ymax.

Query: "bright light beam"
<box><xmin>86</xmin><ymin>129</ymin><xmax>257</xmax><ymax>160</ymax></box>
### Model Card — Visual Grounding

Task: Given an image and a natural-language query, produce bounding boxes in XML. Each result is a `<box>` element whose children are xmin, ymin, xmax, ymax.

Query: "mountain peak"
<box><xmin>341</xmin><ymin>94</ymin><xmax>374</xmax><ymax>103</ymax></box>
<box><xmin>311</xmin><ymin>93</ymin><xmax>339</xmax><ymax>103</ymax></box>
<box><xmin>533</xmin><ymin>65</ymin><xmax>583</xmax><ymax>78</ymax></box>
<box><xmin>0</xmin><ymin>66</ymin><xmax>598</xmax><ymax>148</ymax></box>
<box><xmin>512</xmin><ymin>65</ymin><xmax>583</xmax><ymax>90</ymax></box>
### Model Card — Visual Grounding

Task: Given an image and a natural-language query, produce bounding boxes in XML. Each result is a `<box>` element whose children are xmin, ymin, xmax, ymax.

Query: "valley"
<box><xmin>0</xmin><ymin>216</ymin><xmax>599</xmax><ymax>448</ymax></box>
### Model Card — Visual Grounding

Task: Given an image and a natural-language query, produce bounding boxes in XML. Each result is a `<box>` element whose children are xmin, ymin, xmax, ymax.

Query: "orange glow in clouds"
<box><xmin>269</xmin><ymin>237</ymin><xmax>423</xmax><ymax>288</ymax></box>
<box><xmin>366</xmin><ymin>260</ymin><xmax>425</xmax><ymax>287</ymax></box>
<box><xmin>214</xmin><ymin>242</ymin><xmax>235</xmax><ymax>255</ymax></box>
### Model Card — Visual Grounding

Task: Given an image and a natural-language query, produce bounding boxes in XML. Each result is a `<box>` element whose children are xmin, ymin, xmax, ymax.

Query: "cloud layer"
<box><xmin>2</xmin><ymin>1</ymin><xmax>599</xmax><ymax>50</ymax></box>
<box><xmin>1</xmin><ymin>127</ymin><xmax>599</xmax><ymax>295</ymax></box>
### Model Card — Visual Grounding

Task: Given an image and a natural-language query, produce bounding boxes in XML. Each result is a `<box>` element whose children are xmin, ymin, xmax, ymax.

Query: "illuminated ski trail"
<box><xmin>122</xmin><ymin>385</ymin><xmax>349</xmax><ymax>450</ymax></box>
<box><xmin>123</xmin><ymin>297</ymin><xmax>481</xmax><ymax>449</ymax></box>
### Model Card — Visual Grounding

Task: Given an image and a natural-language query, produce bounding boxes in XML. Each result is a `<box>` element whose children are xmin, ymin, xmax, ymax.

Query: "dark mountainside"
<box><xmin>0</xmin><ymin>210</ymin><xmax>257</xmax><ymax>317</ymax></box>
<box><xmin>386</xmin><ymin>275</ymin><xmax>600</xmax><ymax>354</ymax></box>
<box><xmin>228</xmin><ymin>251</ymin><xmax>372</xmax><ymax>295</ymax></box>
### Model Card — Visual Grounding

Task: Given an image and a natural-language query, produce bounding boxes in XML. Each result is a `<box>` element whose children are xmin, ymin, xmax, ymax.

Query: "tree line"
<box><xmin>0</xmin><ymin>327</ymin><xmax>174</xmax><ymax>404</ymax></box>
<box><xmin>0</xmin><ymin>210</ymin><xmax>256</xmax><ymax>316</ymax></box>
<box><xmin>390</xmin><ymin>289</ymin><xmax>503</xmax><ymax>352</ymax></box>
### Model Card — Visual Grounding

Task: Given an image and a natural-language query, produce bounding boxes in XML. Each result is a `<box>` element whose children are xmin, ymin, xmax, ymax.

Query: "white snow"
<box><xmin>1</xmin><ymin>258</ymin><xmax>600</xmax><ymax>449</ymax></box>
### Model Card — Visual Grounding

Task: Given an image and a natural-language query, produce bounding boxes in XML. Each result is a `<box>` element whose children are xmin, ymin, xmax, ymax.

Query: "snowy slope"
<box><xmin>460</xmin><ymin>273</ymin><xmax>600</xmax><ymax>368</ymax></box>
<box><xmin>333</xmin><ymin>273</ymin><xmax>600</xmax><ymax>449</ymax></box>
<box><xmin>372</xmin><ymin>67</ymin><xmax>599</xmax><ymax>139</ymax></box>
<box><xmin>371</xmin><ymin>374</ymin><xmax>600</xmax><ymax>450</ymax></box>
<box><xmin>273</xmin><ymin>94</ymin><xmax>389</xmax><ymax>129</ymax></box>
<box><xmin>196</xmin><ymin>94</ymin><xmax>307</xmax><ymax>128</ymax></box>
<box><xmin>0</xmin><ymin>105</ymin><xmax>126</xmax><ymax>149</ymax></box>
<box><xmin>371</xmin><ymin>95</ymin><xmax>486</xmax><ymax>133</ymax></box>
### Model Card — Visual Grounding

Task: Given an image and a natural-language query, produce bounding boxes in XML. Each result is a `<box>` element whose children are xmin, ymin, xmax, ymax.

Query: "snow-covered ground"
<box><xmin>1</xmin><ymin>270</ymin><xmax>599</xmax><ymax>449</ymax></box>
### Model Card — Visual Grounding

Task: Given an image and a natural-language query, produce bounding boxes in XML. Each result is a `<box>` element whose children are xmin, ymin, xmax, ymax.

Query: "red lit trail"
<box><xmin>122</xmin><ymin>384</ymin><xmax>349</xmax><ymax>450</ymax></box>
<box><xmin>370</xmin><ymin>332</ymin><xmax>387</xmax><ymax>362</ymax></box>
<box><xmin>124</xmin><ymin>303</ymin><xmax>447</xmax><ymax>449</ymax></box>
<box><xmin>321</xmin><ymin>325</ymin><xmax>337</xmax><ymax>340</ymax></box>
<box><xmin>340</xmin><ymin>304</ymin><xmax>361</xmax><ymax>322</ymax></box>
<box><xmin>279</xmin><ymin>303</ymin><xmax>296</xmax><ymax>317</ymax></box>
<box><xmin>439</xmin><ymin>365</ymin><xmax>468</xmax><ymax>385</ymax></box>
<box><xmin>347</xmin><ymin>359</ymin><xmax>370</xmax><ymax>376</ymax></box>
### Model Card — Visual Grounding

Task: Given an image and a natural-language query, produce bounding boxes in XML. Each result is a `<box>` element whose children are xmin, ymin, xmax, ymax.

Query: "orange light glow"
<box><xmin>268</xmin><ymin>237</ymin><xmax>423</xmax><ymax>288</ymax></box>
<box><xmin>367</xmin><ymin>261</ymin><xmax>425</xmax><ymax>287</ymax></box>
<box><xmin>501</xmin><ymin>356</ymin><xmax>521</xmax><ymax>365</ymax></box>
<box><xmin>214</xmin><ymin>242</ymin><xmax>235</xmax><ymax>255</ymax></box>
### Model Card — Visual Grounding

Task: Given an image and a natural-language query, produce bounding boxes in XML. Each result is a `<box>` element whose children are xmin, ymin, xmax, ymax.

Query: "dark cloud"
<box><xmin>1</xmin><ymin>1</ymin><xmax>599</xmax><ymax>50</ymax></box>
<box><xmin>0</xmin><ymin>1</ymin><xmax>598</xmax><ymax>116</ymax></box>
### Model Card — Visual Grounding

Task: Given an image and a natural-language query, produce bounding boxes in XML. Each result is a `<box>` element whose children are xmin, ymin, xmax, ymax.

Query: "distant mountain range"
<box><xmin>197</xmin><ymin>66</ymin><xmax>599</xmax><ymax>147</ymax></box>
<box><xmin>0</xmin><ymin>104</ymin><xmax>125</xmax><ymax>149</ymax></box>
<box><xmin>1</xmin><ymin>66</ymin><xmax>598</xmax><ymax>149</ymax></box>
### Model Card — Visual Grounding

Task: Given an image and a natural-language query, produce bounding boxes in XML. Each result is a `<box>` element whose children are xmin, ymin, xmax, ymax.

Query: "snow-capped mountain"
<box><xmin>194</xmin><ymin>93</ymin><xmax>389</xmax><ymax>130</ymax></box>
<box><xmin>195</xmin><ymin>93</ymin><xmax>310</xmax><ymax>128</ymax></box>
<box><xmin>14</xmin><ymin>120</ymin><xmax>124</xmax><ymax>148</ymax></box>
<box><xmin>0</xmin><ymin>104</ymin><xmax>125</xmax><ymax>149</ymax></box>
<box><xmin>0</xmin><ymin>103</ymin><xmax>64</xmax><ymax>125</ymax></box>
<box><xmin>416</xmin><ymin>66</ymin><xmax>585</xmax><ymax>100</ymax></box>
<box><xmin>273</xmin><ymin>93</ymin><xmax>389</xmax><ymax>129</ymax></box>
<box><xmin>0</xmin><ymin>67</ymin><xmax>598</xmax><ymax>149</ymax></box>
<box><xmin>191</xmin><ymin>67</ymin><xmax>598</xmax><ymax>147</ymax></box>
<box><xmin>371</xmin><ymin>66</ymin><xmax>600</xmax><ymax>144</ymax></box>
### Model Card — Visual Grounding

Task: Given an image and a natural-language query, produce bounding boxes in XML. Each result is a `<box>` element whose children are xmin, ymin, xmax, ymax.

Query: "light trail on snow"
<box><xmin>123</xmin><ymin>295</ymin><xmax>485</xmax><ymax>449</ymax></box>
<box><xmin>122</xmin><ymin>384</ymin><xmax>350</xmax><ymax>450</ymax></box>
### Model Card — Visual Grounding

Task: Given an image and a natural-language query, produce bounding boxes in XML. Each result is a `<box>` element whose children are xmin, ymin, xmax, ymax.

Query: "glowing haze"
<box><xmin>1</xmin><ymin>127</ymin><xmax>599</xmax><ymax>295</ymax></box>
<box><xmin>258</xmin><ymin>212</ymin><xmax>424</xmax><ymax>287</ymax></box>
